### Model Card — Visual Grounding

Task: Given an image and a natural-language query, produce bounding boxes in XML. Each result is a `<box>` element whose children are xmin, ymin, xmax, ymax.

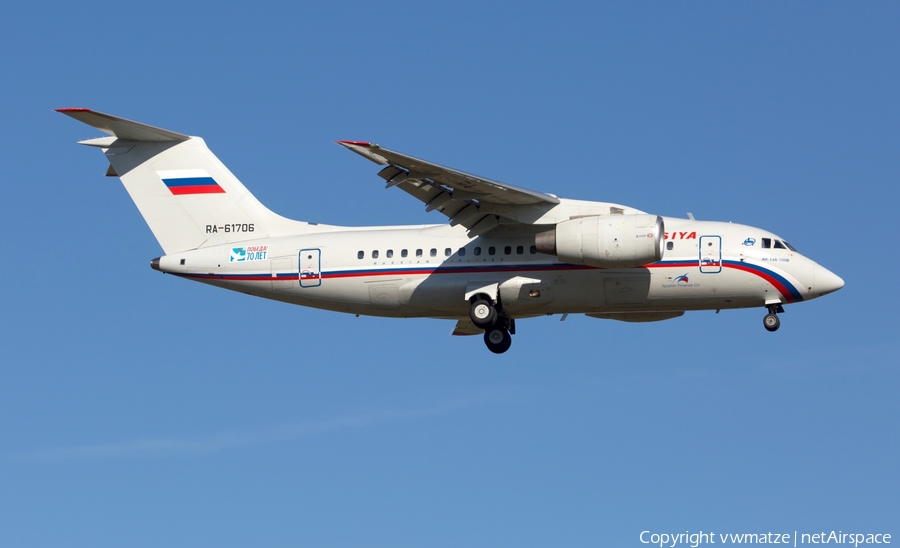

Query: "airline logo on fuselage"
<box><xmin>664</xmin><ymin>231</ymin><xmax>696</xmax><ymax>240</ymax></box>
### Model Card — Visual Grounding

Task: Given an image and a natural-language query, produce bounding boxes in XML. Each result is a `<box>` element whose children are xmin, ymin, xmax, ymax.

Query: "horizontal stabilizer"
<box><xmin>55</xmin><ymin>108</ymin><xmax>189</xmax><ymax>142</ymax></box>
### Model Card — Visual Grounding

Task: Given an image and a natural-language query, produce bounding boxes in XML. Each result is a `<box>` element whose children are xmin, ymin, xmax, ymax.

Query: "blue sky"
<box><xmin>1</xmin><ymin>2</ymin><xmax>897</xmax><ymax>546</ymax></box>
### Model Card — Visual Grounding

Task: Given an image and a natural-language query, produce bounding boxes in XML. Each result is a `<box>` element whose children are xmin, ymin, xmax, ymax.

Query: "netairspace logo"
<box><xmin>640</xmin><ymin>531</ymin><xmax>891</xmax><ymax>548</ymax></box>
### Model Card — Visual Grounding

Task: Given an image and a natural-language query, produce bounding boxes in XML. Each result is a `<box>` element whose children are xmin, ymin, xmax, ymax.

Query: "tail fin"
<box><xmin>58</xmin><ymin>108</ymin><xmax>312</xmax><ymax>254</ymax></box>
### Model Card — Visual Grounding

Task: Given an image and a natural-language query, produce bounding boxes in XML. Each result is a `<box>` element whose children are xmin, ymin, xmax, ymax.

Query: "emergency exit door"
<box><xmin>299</xmin><ymin>248</ymin><xmax>321</xmax><ymax>287</ymax></box>
<box><xmin>699</xmin><ymin>235</ymin><xmax>722</xmax><ymax>273</ymax></box>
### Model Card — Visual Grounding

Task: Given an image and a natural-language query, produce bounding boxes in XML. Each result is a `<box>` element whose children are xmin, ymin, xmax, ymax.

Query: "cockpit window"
<box><xmin>761</xmin><ymin>238</ymin><xmax>771</xmax><ymax>249</ymax></box>
<box><xmin>783</xmin><ymin>241</ymin><xmax>798</xmax><ymax>252</ymax></box>
<box><xmin>774</xmin><ymin>240</ymin><xmax>786</xmax><ymax>249</ymax></box>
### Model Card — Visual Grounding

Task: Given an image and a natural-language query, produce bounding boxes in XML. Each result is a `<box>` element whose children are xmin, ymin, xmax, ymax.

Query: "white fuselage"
<box><xmin>154</xmin><ymin>217</ymin><xmax>843</xmax><ymax>320</ymax></box>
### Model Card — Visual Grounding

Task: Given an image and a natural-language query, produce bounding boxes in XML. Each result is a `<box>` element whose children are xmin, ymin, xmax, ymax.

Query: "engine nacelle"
<box><xmin>534</xmin><ymin>214</ymin><xmax>665</xmax><ymax>268</ymax></box>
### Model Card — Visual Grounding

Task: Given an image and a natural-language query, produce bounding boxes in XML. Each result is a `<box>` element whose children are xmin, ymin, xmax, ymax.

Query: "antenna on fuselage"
<box><xmin>687</xmin><ymin>212</ymin><xmax>695</xmax><ymax>220</ymax></box>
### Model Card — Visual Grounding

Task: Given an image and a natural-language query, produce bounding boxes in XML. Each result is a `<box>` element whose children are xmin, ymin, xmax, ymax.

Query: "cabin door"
<box><xmin>699</xmin><ymin>235</ymin><xmax>722</xmax><ymax>273</ymax></box>
<box><xmin>299</xmin><ymin>248</ymin><xmax>322</xmax><ymax>287</ymax></box>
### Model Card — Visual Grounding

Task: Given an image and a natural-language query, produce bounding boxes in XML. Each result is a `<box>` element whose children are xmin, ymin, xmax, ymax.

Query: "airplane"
<box><xmin>58</xmin><ymin>108</ymin><xmax>844</xmax><ymax>354</ymax></box>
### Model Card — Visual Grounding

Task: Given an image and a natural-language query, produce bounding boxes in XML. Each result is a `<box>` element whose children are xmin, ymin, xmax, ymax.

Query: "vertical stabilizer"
<box><xmin>58</xmin><ymin>108</ymin><xmax>312</xmax><ymax>254</ymax></box>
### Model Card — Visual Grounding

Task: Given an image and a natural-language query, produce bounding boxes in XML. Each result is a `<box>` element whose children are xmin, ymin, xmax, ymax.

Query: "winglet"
<box><xmin>335</xmin><ymin>140</ymin><xmax>372</xmax><ymax>147</ymax></box>
<box><xmin>336</xmin><ymin>140</ymin><xmax>388</xmax><ymax>165</ymax></box>
<box><xmin>56</xmin><ymin>108</ymin><xmax>190</xmax><ymax>142</ymax></box>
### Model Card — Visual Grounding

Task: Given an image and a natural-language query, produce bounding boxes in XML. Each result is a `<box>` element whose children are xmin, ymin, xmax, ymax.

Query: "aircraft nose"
<box><xmin>814</xmin><ymin>265</ymin><xmax>844</xmax><ymax>296</ymax></box>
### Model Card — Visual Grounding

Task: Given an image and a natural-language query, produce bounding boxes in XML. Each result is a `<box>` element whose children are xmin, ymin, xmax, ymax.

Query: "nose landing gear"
<box><xmin>763</xmin><ymin>303</ymin><xmax>784</xmax><ymax>332</ymax></box>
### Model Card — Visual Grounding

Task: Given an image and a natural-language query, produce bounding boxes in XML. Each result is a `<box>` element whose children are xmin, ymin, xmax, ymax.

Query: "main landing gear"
<box><xmin>470</xmin><ymin>296</ymin><xmax>514</xmax><ymax>354</ymax></box>
<box><xmin>469</xmin><ymin>298</ymin><xmax>497</xmax><ymax>329</ymax></box>
<box><xmin>763</xmin><ymin>303</ymin><xmax>784</xmax><ymax>332</ymax></box>
<box><xmin>484</xmin><ymin>325</ymin><xmax>512</xmax><ymax>354</ymax></box>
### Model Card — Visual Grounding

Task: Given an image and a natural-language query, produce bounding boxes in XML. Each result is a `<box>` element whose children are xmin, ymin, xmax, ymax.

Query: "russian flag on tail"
<box><xmin>157</xmin><ymin>169</ymin><xmax>225</xmax><ymax>195</ymax></box>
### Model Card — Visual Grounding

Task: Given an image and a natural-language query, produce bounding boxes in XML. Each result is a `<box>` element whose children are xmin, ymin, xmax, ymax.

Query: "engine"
<box><xmin>534</xmin><ymin>214</ymin><xmax>665</xmax><ymax>268</ymax></box>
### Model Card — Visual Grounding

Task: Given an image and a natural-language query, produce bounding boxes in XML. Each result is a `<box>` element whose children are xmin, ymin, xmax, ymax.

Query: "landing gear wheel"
<box><xmin>484</xmin><ymin>327</ymin><xmax>512</xmax><ymax>354</ymax></box>
<box><xmin>470</xmin><ymin>299</ymin><xmax>497</xmax><ymax>328</ymax></box>
<box><xmin>763</xmin><ymin>313</ymin><xmax>780</xmax><ymax>332</ymax></box>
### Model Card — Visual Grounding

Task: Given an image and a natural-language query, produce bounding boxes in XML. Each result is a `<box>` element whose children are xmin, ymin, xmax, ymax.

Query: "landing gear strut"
<box><xmin>763</xmin><ymin>303</ymin><xmax>784</xmax><ymax>332</ymax></box>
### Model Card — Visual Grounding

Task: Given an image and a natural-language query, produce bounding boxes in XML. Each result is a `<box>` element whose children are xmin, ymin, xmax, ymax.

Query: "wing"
<box><xmin>337</xmin><ymin>141</ymin><xmax>560</xmax><ymax>236</ymax></box>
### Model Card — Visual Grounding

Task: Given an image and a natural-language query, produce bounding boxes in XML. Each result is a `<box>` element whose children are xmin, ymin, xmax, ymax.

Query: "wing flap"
<box><xmin>451</xmin><ymin>319</ymin><xmax>482</xmax><ymax>336</ymax></box>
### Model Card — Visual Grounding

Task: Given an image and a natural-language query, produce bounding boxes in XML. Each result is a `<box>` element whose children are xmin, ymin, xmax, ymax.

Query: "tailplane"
<box><xmin>58</xmin><ymin>108</ymin><xmax>314</xmax><ymax>254</ymax></box>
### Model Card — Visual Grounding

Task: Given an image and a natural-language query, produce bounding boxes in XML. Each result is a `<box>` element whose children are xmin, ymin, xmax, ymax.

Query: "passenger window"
<box><xmin>416</xmin><ymin>249</ymin><xmax>423</xmax><ymax>258</ymax></box>
<box><xmin>516</xmin><ymin>245</ymin><xmax>523</xmax><ymax>255</ymax></box>
<box><xmin>761</xmin><ymin>238</ymin><xmax>771</xmax><ymax>249</ymax></box>
<box><xmin>444</xmin><ymin>248</ymin><xmax>451</xmax><ymax>257</ymax></box>
<box><xmin>459</xmin><ymin>247</ymin><xmax>466</xmax><ymax>256</ymax></box>
<box><xmin>372</xmin><ymin>250</ymin><xmax>379</xmax><ymax>259</ymax></box>
<box><xmin>774</xmin><ymin>240</ymin><xmax>786</xmax><ymax>249</ymax></box>
<box><xmin>666</xmin><ymin>241</ymin><xmax>674</xmax><ymax>251</ymax></box>
<box><xmin>488</xmin><ymin>246</ymin><xmax>496</xmax><ymax>256</ymax></box>
<box><xmin>401</xmin><ymin>249</ymin><xmax>408</xmax><ymax>258</ymax></box>
<box><xmin>504</xmin><ymin>246</ymin><xmax>511</xmax><ymax>255</ymax></box>
<box><xmin>386</xmin><ymin>249</ymin><xmax>393</xmax><ymax>258</ymax></box>
<box><xmin>357</xmin><ymin>250</ymin><xmax>364</xmax><ymax>259</ymax></box>
<box><xmin>530</xmin><ymin>245</ymin><xmax>537</xmax><ymax>254</ymax></box>
<box><xmin>474</xmin><ymin>247</ymin><xmax>482</xmax><ymax>256</ymax></box>
<box><xmin>430</xmin><ymin>248</ymin><xmax>437</xmax><ymax>257</ymax></box>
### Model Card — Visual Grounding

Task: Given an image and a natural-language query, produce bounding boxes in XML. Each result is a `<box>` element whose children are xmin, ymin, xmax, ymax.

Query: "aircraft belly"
<box><xmin>399</xmin><ymin>275</ymin><xmax>468</xmax><ymax>313</ymax></box>
<box><xmin>603</xmin><ymin>274</ymin><xmax>651</xmax><ymax>305</ymax></box>
<box><xmin>533</xmin><ymin>266</ymin><xmax>766</xmax><ymax>314</ymax></box>
<box><xmin>195</xmin><ymin>258</ymin><xmax>772</xmax><ymax>319</ymax></box>
<box><xmin>647</xmin><ymin>265</ymin><xmax>766</xmax><ymax>309</ymax></box>
<box><xmin>369</xmin><ymin>284</ymin><xmax>400</xmax><ymax>310</ymax></box>
<box><xmin>283</xmin><ymin>274</ymin><xmax>469</xmax><ymax>318</ymax></box>
<box><xmin>208</xmin><ymin>250</ymin><xmax>783</xmax><ymax>319</ymax></box>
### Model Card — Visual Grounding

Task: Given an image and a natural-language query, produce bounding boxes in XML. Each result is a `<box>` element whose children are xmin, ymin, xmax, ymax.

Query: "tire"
<box><xmin>763</xmin><ymin>313</ymin><xmax>780</xmax><ymax>332</ymax></box>
<box><xmin>470</xmin><ymin>299</ymin><xmax>496</xmax><ymax>328</ymax></box>
<box><xmin>484</xmin><ymin>327</ymin><xmax>512</xmax><ymax>354</ymax></box>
